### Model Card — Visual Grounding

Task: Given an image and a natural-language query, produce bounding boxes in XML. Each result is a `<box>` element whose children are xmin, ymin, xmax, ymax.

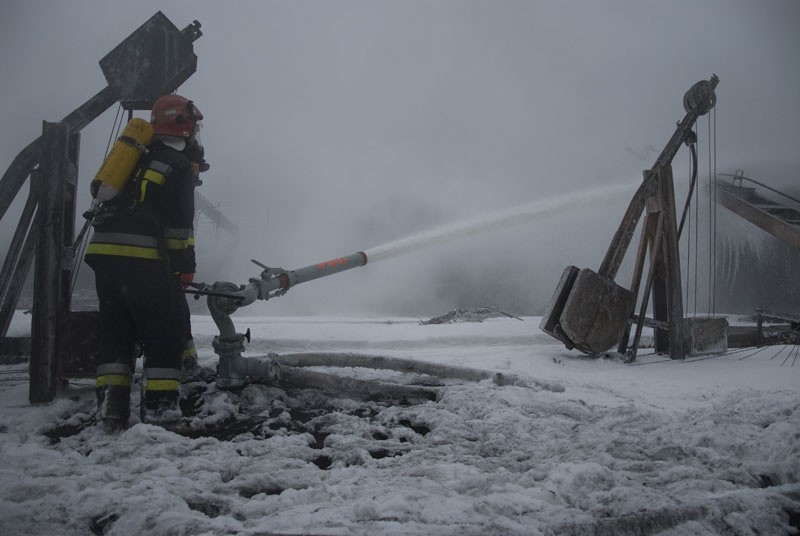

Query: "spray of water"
<box><xmin>717</xmin><ymin>209</ymin><xmax>767</xmax><ymax>290</ymax></box>
<box><xmin>364</xmin><ymin>181</ymin><xmax>637</xmax><ymax>263</ymax></box>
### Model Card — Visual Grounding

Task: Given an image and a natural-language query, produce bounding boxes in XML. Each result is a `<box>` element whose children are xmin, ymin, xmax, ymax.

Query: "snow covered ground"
<box><xmin>1</xmin><ymin>312</ymin><xmax>798</xmax><ymax>535</ymax></box>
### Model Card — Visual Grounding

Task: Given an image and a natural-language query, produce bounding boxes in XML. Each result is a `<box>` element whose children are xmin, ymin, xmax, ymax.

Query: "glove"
<box><xmin>179</xmin><ymin>272</ymin><xmax>195</xmax><ymax>289</ymax></box>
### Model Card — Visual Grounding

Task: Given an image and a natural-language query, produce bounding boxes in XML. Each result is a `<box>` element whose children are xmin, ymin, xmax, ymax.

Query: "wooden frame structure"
<box><xmin>541</xmin><ymin>75</ymin><xmax>719</xmax><ymax>360</ymax></box>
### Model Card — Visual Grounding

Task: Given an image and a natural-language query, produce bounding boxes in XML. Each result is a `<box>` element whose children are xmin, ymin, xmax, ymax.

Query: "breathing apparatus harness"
<box><xmin>86</xmin><ymin>156</ymin><xmax>153</xmax><ymax>228</ymax></box>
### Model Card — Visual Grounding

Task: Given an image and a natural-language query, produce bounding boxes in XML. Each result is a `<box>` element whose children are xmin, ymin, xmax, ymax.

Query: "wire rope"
<box><xmin>628</xmin><ymin>345</ymin><xmax>757</xmax><ymax>366</ymax></box>
<box><xmin>780</xmin><ymin>344</ymin><xmax>799</xmax><ymax>367</ymax></box>
<box><xmin>737</xmin><ymin>345</ymin><xmax>772</xmax><ymax>361</ymax></box>
<box><xmin>69</xmin><ymin>104</ymin><xmax>126</xmax><ymax>298</ymax></box>
<box><xmin>693</xmin><ymin>132</ymin><xmax>700</xmax><ymax>316</ymax></box>
<box><xmin>711</xmin><ymin>107</ymin><xmax>718</xmax><ymax>315</ymax></box>
<box><xmin>680</xmin><ymin>145</ymin><xmax>699</xmax><ymax>316</ymax></box>
<box><xmin>105</xmin><ymin>104</ymin><xmax>123</xmax><ymax>157</ymax></box>
<box><xmin>706</xmin><ymin>114</ymin><xmax>713</xmax><ymax>315</ymax></box>
<box><xmin>769</xmin><ymin>344</ymin><xmax>790</xmax><ymax>361</ymax></box>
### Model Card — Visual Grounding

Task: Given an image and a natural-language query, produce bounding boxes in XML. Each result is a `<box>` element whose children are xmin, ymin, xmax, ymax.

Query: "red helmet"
<box><xmin>150</xmin><ymin>94</ymin><xmax>203</xmax><ymax>138</ymax></box>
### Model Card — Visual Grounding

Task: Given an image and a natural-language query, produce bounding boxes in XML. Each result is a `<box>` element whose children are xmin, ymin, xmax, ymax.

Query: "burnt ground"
<box><xmin>42</xmin><ymin>374</ymin><xmax>433</xmax><ymax>467</ymax></box>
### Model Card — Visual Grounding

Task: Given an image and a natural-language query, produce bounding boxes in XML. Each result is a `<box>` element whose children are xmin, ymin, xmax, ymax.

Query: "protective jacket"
<box><xmin>86</xmin><ymin>140</ymin><xmax>196</xmax><ymax>274</ymax></box>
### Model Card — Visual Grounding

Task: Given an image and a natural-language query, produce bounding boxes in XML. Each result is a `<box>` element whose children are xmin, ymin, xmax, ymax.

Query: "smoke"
<box><xmin>2</xmin><ymin>1</ymin><xmax>800</xmax><ymax>318</ymax></box>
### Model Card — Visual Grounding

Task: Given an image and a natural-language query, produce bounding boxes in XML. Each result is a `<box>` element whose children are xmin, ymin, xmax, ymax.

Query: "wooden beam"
<box><xmin>0</xmin><ymin>171</ymin><xmax>39</xmax><ymax>339</ymax></box>
<box><xmin>716</xmin><ymin>185</ymin><xmax>800</xmax><ymax>249</ymax></box>
<box><xmin>656</xmin><ymin>166</ymin><xmax>685</xmax><ymax>359</ymax></box>
<box><xmin>30</xmin><ymin>122</ymin><xmax>73</xmax><ymax>403</ymax></box>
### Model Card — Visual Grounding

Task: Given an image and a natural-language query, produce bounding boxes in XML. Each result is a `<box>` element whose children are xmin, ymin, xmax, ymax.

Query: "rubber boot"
<box><xmin>96</xmin><ymin>384</ymin><xmax>131</xmax><ymax>432</ymax></box>
<box><xmin>141</xmin><ymin>390</ymin><xmax>182</xmax><ymax>428</ymax></box>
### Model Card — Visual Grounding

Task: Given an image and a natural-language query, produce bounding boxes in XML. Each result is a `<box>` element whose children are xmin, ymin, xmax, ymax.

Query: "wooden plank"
<box><xmin>628</xmin><ymin>210</ymin><xmax>665</xmax><ymax>359</ymax></box>
<box><xmin>0</xmin><ymin>86</ymin><xmax>116</xmax><ymax>221</ymax></box>
<box><xmin>0</xmin><ymin>171</ymin><xmax>39</xmax><ymax>339</ymax></box>
<box><xmin>618</xmin><ymin>198</ymin><xmax>660</xmax><ymax>355</ymax></box>
<box><xmin>598</xmin><ymin>176</ymin><xmax>657</xmax><ymax>279</ymax></box>
<box><xmin>539</xmin><ymin>266</ymin><xmax>580</xmax><ymax>349</ymax></box>
<box><xmin>717</xmin><ymin>186</ymin><xmax>800</xmax><ymax>249</ymax></box>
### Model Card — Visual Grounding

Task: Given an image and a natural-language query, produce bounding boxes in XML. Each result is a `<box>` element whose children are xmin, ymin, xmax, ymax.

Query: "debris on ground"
<box><xmin>420</xmin><ymin>307</ymin><xmax>524</xmax><ymax>325</ymax></box>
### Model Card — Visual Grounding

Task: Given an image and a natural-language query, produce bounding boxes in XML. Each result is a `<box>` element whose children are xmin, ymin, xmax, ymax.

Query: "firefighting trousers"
<box><xmin>88</xmin><ymin>256</ymin><xmax>184</xmax><ymax>396</ymax></box>
<box><xmin>178</xmin><ymin>283</ymin><xmax>198</xmax><ymax>363</ymax></box>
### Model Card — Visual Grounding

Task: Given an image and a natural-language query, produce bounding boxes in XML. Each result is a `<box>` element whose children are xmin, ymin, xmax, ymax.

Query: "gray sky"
<box><xmin>1</xmin><ymin>1</ymin><xmax>799</xmax><ymax>315</ymax></box>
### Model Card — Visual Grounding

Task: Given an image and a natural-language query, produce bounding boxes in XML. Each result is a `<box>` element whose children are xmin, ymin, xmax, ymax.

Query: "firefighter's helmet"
<box><xmin>150</xmin><ymin>95</ymin><xmax>203</xmax><ymax>139</ymax></box>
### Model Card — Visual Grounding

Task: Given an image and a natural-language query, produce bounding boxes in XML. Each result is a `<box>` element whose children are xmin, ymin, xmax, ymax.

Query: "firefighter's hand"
<box><xmin>190</xmin><ymin>159</ymin><xmax>209</xmax><ymax>176</ymax></box>
<box><xmin>179</xmin><ymin>273</ymin><xmax>195</xmax><ymax>289</ymax></box>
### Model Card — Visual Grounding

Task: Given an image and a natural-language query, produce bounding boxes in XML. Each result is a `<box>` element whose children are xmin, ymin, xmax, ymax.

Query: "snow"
<box><xmin>1</xmin><ymin>312</ymin><xmax>799</xmax><ymax>535</ymax></box>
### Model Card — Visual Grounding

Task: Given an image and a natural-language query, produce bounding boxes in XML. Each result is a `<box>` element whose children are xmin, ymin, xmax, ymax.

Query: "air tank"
<box><xmin>91</xmin><ymin>117</ymin><xmax>153</xmax><ymax>202</ymax></box>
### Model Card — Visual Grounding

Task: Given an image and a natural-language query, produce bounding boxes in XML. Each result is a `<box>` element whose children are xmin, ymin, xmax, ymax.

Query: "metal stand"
<box><xmin>201</xmin><ymin>260</ymin><xmax>530</xmax><ymax>396</ymax></box>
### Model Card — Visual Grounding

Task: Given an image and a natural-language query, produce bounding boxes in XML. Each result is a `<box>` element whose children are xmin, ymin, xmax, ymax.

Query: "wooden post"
<box><xmin>616</xmin><ymin>167</ymin><xmax>686</xmax><ymax>360</ymax></box>
<box><xmin>650</xmin><ymin>172</ymin><xmax>670</xmax><ymax>354</ymax></box>
<box><xmin>29</xmin><ymin>121</ymin><xmax>73</xmax><ymax>403</ymax></box>
<box><xmin>656</xmin><ymin>166</ymin><xmax>685</xmax><ymax>359</ymax></box>
<box><xmin>61</xmin><ymin>132</ymin><xmax>80</xmax><ymax>312</ymax></box>
<box><xmin>618</xmin><ymin>188</ymin><xmax>661</xmax><ymax>356</ymax></box>
<box><xmin>756</xmin><ymin>306</ymin><xmax>764</xmax><ymax>346</ymax></box>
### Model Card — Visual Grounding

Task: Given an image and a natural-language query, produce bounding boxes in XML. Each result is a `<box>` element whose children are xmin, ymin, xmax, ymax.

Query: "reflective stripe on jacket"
<box><xmin>86</xmin><ymin>232</ymin><xmax>162</xmax><ymax>260</ymax></box>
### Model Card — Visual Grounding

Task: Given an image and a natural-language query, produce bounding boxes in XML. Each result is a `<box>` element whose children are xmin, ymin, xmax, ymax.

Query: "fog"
<box><xmin>1</xmin><ymin>1</ymin><xmax>799</xmax><ymax>316</ymax></box>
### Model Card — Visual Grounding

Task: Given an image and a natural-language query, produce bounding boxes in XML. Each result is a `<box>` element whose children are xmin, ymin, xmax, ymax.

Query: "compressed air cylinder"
<box><xmin>91</xmin><ymin>117</ymin><xmax>153</xmax><ymax>202</ymax></box>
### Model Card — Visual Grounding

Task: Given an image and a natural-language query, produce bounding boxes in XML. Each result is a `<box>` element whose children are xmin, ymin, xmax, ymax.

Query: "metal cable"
<box><xmin>693</xmin><ymin>134</ymin><xmax>700</xmax><ymax>316</ymax></box>
<box><xmin>628</xmin><ymin>345</ymin><xmax>756</xmax><ymax>366</ymax></box>
<box><xmin>685</xmin><ymin>152</ymin><xmax>692</xmax><ymax>314</ymax></box>
<box><xmin>69</xmin><ymin>105</ymin><xmax>126</xmax><ymax>297</ymax></box>
<box><xmin>706</xmin><ymin>115</ymin><xmax>712</xmax><ymax>315</ymax></box>
<box><xmin>712</xmin><ymin>108</ymin><xmax>718</xmax><ymax>315</ymax></box>
<box><xmin>69</xmin><ymin>220</ymin><xmax>92</xmax><ymax>298</ymax></box>
<box><xmin>737</xmin><ymin>345</ymin><xmax>771</xmax><ymax>361</ymax></box>
<box><xmin>705</xmin><ymin>112</ymin><xmax>717</xmax><ymax>315</ymax></box>
<box><xmin>720</xmin><ymin>173</ymin><xmax>800</xmax><ymax>206</ymax></box>
<box><xmin>105</xmin><ymin>104</ymin><xmax>123</xmax><ymax>157</ymax></box>
<box><xmin>780</xmin><ymin>344</ymin><xmax>798</xmax><ymax>367</ymax></box>
<box><xmin>681</xmin><ymin>145</ymin><xmax>699</xmax><ymax>316</ymax></box>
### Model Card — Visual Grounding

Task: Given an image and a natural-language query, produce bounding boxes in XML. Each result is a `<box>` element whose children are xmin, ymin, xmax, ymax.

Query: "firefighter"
<box><xmin>174</xmin><ymin>144</ymin><xmax>209</xmax><ymax>383</ymax></box>
<box><xmin>85</xmin><ymin>94</ymin><xmax>206</xmax><ymax>430</ymax></box>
